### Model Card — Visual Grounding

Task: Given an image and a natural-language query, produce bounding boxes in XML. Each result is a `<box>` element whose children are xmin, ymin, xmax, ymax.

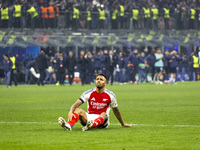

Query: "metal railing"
<box><xmin>0</xmin><ymin>11</ymin><xmax>200</xmax><ymax>30</ymax></box>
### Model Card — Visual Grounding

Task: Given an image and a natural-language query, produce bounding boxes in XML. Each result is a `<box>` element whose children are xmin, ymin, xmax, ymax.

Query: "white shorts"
<box><xmin>86</xmin><ymin>113</ymin><xmax>109</xmax><ymax>128</ymax></box>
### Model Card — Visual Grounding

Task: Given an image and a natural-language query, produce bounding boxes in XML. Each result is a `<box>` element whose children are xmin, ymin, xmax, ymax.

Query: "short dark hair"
<box><xmin>4</xmin><ymin>54</ymin><xmax>9</xmax><ymax>58</ymax></box>
<box><xmin>97</xmin><ymin>74</ymin><xmax>108</xmax><ymax>81</ymax></box>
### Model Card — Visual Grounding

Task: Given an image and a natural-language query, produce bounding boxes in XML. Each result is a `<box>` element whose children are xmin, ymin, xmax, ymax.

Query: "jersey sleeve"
<box><xmin>109</xmin><ymin>92</ymin><xmax>118</xmax><ymax>108</ymax></box>
<box><xmin>79</xmin><ymin>89</ymin><xmax>93</xmax><ymax>103</ymax></box>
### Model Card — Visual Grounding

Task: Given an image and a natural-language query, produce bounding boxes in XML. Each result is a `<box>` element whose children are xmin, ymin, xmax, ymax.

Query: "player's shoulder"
<box><xmin>104</xmin><ymin>89</ymin><xmax>116</xmax><ymax>99</ymax></box>
<box><xmin>82</xmin><ymin>88</ymin><xmax>95</xmax><ymax>96</ymax></box>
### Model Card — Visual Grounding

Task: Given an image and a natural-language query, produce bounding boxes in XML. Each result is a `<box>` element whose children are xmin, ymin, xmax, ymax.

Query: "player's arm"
<box><xmin>68</xmin><ymin>99</ymin><xmax>83</xmax><ymax>122</ymax></box>
<box><xmin>112</xmin><ymin>107</ymin><xmax>131</xmax><ymax>127</ymax></box>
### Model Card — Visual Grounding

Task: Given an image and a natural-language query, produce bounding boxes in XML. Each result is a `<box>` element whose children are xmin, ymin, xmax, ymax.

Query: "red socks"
<box><xmin>92</xmin><ymin>117</ymin><xmax>104</xmax><ymax>129</ymax></box>
<box><xmin>68</xmin><ymin>114</ymin><xmax>104</xmax><ymax>129</ymax></box>
<box><xmin>68</xmin><ymin>113</ymin><xmax>79</xmax><ymax>127</ymax></box>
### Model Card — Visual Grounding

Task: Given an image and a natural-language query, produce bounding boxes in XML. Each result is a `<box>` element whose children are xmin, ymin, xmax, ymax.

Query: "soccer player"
<box><xmin>58</xmin><ymin>74</ymin><xmax>131</xmax><ymax>131</ymax></box>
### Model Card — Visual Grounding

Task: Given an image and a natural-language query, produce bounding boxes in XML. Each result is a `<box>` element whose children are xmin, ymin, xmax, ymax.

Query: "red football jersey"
<box><xmin>80</xmin><ymin>88</ymin><xmax>118</xmax><ymax>115</ymax></box>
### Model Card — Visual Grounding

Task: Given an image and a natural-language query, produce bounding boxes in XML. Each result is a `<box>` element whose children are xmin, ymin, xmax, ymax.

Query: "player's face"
<box><xmin>95</xmin><ymin>75</ymin><xmax>107</xmax><ymax>88</ymax></box>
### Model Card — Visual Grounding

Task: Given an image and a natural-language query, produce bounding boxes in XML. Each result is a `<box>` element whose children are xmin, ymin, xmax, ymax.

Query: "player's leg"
<box><xmin>173</xmin><ymin>72</ymin><xmax>176</xmax><ymax>83</ymax></box>
<box><xmin>158</xmin><ymin>71</ymin><xmax>163</xmax><ymax>82</ymax></box>
<box><xmin>92</xmin><ymin>112</ymin><xmax>108</xmax><ymax>128</ymax></box>
<box><xmin>154</xmin><ymin>71</ymin><xmax>158</xmax><ymax>83</ymax></box>
<box><xmin>82</xmin><ymin>113</ymin><xmax>108</xmax><ymax>131</ymax></box>
<box><xmin>58</xmin><ymin>108</ymin><xmax>87</xmax><ymax>131</ymax></box>
<box><xmin>69</xmin><ymin>108</ymin><xmax>87</xmax><ymax>127</ymax></box>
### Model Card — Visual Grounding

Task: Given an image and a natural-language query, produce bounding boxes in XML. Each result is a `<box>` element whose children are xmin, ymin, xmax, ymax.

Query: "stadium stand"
<box><xmin>0</xmin><ymin>0</ymin><xmax>200</xmax><ymax>85</ymax></box>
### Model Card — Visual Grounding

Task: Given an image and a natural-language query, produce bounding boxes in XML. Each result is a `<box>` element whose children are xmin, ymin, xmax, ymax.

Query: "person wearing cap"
<box><xmin>2</xmin><ymin>54</ymin><xmax>13</xmax><ymax>88</ymax></box>
<box><xmin>58</xmin><ymin>73</ymin><xmax>131</xmax><ymax>131</ymax></box>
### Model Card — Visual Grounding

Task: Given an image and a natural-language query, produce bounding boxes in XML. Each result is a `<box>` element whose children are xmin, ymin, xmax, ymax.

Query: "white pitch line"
<box><xmin>112</xmin><ymin>123</ymin><xmax>200</xmax><ymax>128</ymax></box>
<box><xmin>0</xmin><ymin>121</ymin><xmax>58</xmax><ymax>125</ymax></box>
<box><xmin>0</xmin><ymin>121</ymin><xmax>200</xmax><ymax>128</ymax></box>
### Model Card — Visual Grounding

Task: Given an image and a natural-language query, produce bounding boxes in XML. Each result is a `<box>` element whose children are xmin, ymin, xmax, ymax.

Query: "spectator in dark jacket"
<box><xmin>65</xmin><ymin>51</ymin><xmax>77</xmax><ymax>85</ymax></box>
<box><xmin>100</xmin><ymin>49</ymin><xmax>109</xmax><ymax>75</ymax></box>
<box><xmin>128</xmin><ymin>49</ymin><xmax>139</xmax><ymax>84</ymax></box>
<box><xmin>163</xmin><ymin>50</ymin><xmax>170</xmax><ymax>82</ymax></box>
<box><xmin>168</xmin><ymin>50</ymin><xmax>182</xmax><ymax>84</ymax></box>
<box><xmin>106</xmin><ymin>50</ymin><xmax>118</xmax><ymax>85</ymax></box>
<box><xmin>36</xmin><ymin>50</ymin><xmax>48</xmax><ymax>86</ymax></box>
<box><xmin>118</xmin><ymin>51</ymin><xmax>126</xmax><ymax>84</ymax></box>
<box><xmin>180</xmin><ymin>53</ymin><xmax>189</xmax><ymax>81</ymax></box>
<box><xmin>52</xmin><ymin>51</ymin><xmax>60</xmax><ymax>86</ymax></box>
<box><xmin>56</xmin><ymin>53</ymin><xmax>66</xmax><ymax>86</ymax></box>
<box><xmin>87</xmin><ymin>52</ymin><xmax>95</xmax><ymax>84</ymax></box>
<box><xmin>78</xmin><ymin>50</ymin><xmax>88</xmax><ymax>86</ymax></box>
<box><xmin>93</xmin><ymin>51</ymin><xmax>101</xmax><ymax>75</ymax></box>
<box><xmin>2</xmin><ymin>54</ymin><xmax>13</xmax><ymax>87</ymax></box>
<box><xmin>146</xmin><ymin>48</ymin><xmax>156</xmax><ymax>82</ymax></box>
<box><xmin>138</xmin><ymin>52</ymin><xmax>148</xmax><ymax>83</ymax></box>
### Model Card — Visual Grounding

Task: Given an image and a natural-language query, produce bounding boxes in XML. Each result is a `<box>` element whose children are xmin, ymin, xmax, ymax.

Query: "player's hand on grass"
<box><xmin>122</xmin><ymin>123</ymin><xmax>132</xmax><ymax>127</ymax></box>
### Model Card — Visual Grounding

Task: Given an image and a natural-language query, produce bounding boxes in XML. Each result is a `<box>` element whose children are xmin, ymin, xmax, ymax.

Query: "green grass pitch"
<box><xmin>0</xmin><ymin>82</ymin><xmax>200</xmax><ymax>150</ymax></box>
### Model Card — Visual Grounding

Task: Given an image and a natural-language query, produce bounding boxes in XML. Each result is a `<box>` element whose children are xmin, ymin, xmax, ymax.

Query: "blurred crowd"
<box><xmin>1</xmin><ymin>0</ymin><xmax>200</xmax><ymax>87</ymax></box>
<box><xmin>1</xmin><ymin>0</ymin><xmax>200</xmax><ymax>29</ymax></box>
<box><xmin>1</xmin><ymin>46</ymin><xmax>200</xmax><ymax>87</ymax></box>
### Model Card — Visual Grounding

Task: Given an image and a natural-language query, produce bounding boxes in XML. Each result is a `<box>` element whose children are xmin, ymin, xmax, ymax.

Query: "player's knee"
<box><xmin>74</xmin><ymin>108</ymin><xmax>85</xmax><ymax>116</ymax></box>
<box><xmin>75</xmin><ymin>108</ymin><xmax>87</xmax><ymax>125</ymax></box>
<box><xmin>100</xmin><ymin>112</ymin><xmax>108</xmax><ymax>120</ymax></box>
<box><xmin>74</xmin><ymin>108</ymin><xmax>81</xmax><ymax>114</ymax></box>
